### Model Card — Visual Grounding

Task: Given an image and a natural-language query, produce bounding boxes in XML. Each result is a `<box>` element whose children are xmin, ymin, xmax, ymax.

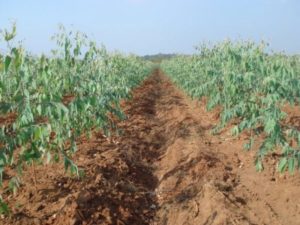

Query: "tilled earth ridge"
<box><xmin>1</xmin><ymin>69</ymin><xmax>300</xmax><ymax>225</ymax></box>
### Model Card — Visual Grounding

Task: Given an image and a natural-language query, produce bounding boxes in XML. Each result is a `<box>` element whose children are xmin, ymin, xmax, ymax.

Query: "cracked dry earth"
<box><xmin>2</xmin><ymin>69</ymin><xmax>300</xmax><ymax>225</ymax></box>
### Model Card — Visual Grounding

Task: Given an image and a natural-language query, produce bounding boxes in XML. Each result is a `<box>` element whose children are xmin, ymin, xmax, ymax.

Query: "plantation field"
<box><xmin>0</xmin><ymin>27</ymin><xmax>300</xmax><ymax>225</ymax></box>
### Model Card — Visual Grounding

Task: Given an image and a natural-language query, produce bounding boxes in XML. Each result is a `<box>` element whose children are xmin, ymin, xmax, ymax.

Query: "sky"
<box><xmin>0</xmin><ymin>0</ymin><xmax>299</xmax><ymax>55</ymax></box>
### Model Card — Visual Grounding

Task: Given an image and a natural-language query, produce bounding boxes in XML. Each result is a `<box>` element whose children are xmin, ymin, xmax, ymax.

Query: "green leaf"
<box><xmin>56</xmin><ymin>102</ymin><xmax>69</xmax><ymax>114</ymax></box>
<box><xmin>78</xmin><ymin>169</ymin><xmax>85</xmax><ymax>178</ymax></box>
<box><xmin>70</xmin><ymin>164</ymin><xmax>79</xmax><ymax>176</ymax></box>
<box><xmin>46</xmin><ymin>151</ymin><xmax>51</xmax><ymax>164</ymax></box>
<box><xmin>244</xmin><ymin>137</ymin><xmax>254</xmax><ymax>151</ymax></box>
<box><xmin>34</xmin><ymin>127</ymin><xmax>42</xmax><ymax>141</ymax></box>
<box><xmin>54</xmin><ymin>153</ymin><xmax>60</xmax><ymax>163</ymax></box>
<box><xmin>64</xmin><ymin>157</ymin><xmax>71</xmax><ymax>171</ymax></box>
<box><xmin>231</xmin><ymin>126</ymin><xmax>240</xmax><ymax>136</ymax></box>
<box><xmin>70</xmin><ymin>140</ymin><xmax>77</xmax><ymax>153</ymax></box>
<box><xmin>255</xmin><ymin>159</ymin><xmax>263</xmax><ymax>172</ymax></box>
<box><xmin>4</xmin><ymin>56</ymin><xmax>12</xmax><ymax>73</ymax></box>
<box><xmin>0</xmin><ymin>167</ymin><xmax>4</xmax><ymax>185</ymax></box>
<box><xmin>37</xmin><ymin>105</ymin><xmax>42</xmax><ymax>115</ymax></box>
<box><xmin>264</xmin><ymin>119</ymin><xmax>276</xmax><ymax>135</ymax></box>
<box><xmin>4</xmin><ymin>23</ymin><xmax>17</xmax><ymax>41</ymax></box>
<box><xmin>0</xmin><ymin>198</ymin><xmax>9</xmax><ymax>215</ymax></box>
<box><xmin>288</xmin><ymin>157</ymin><xmax>295</xmax><ymax>174</ymax></box>
<box><xmin>8</xmin><ymin>177</ymin><xmax>20</xmax><ymax>196</ymax></box>
<box><xmin>278</xmin><ymin>157</ymin><xmax>288</xmax><ymax>173</ymax></box>
<box><xmin>64</xmin><ymin>157</ymin><xmax>79</xmax><ymax>176</ymax></box>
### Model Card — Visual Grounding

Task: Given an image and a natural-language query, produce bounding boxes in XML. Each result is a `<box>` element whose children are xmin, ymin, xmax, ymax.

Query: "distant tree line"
<box><xmin>142</xmin><ymin>53</ymin><xmax>177</xmax><ymax>63</ymax></box>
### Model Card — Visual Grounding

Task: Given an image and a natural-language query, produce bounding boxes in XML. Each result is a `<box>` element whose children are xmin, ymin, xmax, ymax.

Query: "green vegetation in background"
<box><xmin>142</xmin><ymin>53</ymin><xmax>177</xmax><ymax>63</ymax></box>
<box><xmin>161</xmin><ymin>41</ymin><xmax>300</xmax><ymax>173</ymax></box>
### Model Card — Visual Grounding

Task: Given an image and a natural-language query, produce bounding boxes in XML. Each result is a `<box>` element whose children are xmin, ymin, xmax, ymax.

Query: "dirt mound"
<box><xmin>1</xmin><ymin>69</ymin><xmax>300</xmax><ymax>225</ymax></box>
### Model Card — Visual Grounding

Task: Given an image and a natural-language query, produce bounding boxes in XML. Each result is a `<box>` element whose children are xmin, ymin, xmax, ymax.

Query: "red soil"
<box><xmin>1</xmin><ymin>69</ymin><xmax>300</xmax><ymax>225</ymax></box>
